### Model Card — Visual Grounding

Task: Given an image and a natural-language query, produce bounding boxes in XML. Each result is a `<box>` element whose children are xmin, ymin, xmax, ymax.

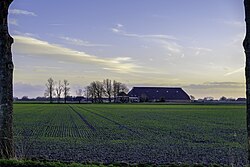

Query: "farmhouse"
<box><xmin>128</xmin><ymin>87</ymin><xmax>190</xmax><ymax>102</ymax></box>
<box><xmin>116</xmin><ymin>92</ymin><xmax>130</xmax><ymax>103</ymax></box>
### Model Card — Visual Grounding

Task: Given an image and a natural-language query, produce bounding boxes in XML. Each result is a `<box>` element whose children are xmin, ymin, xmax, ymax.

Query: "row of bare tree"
<box><xmin>44</xmin><ymin>78</ymin><xmax>128</xmax><ymax>103</ymax></box>
<box><xmin>85</xmin><ymin>79</ymin><xmax>128</xmax><ymax>103</ymax></box>
<box><xmin>44</xmin><ymin>78</ymin><xmax>70</xmax><ymax>103</ymax></box>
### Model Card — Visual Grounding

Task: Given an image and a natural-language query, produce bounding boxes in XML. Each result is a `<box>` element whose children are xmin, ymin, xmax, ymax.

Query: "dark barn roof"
<box><xmin>128</xmin><ymin>87</ymin><xmax>190</xmax><ymax>101</ymax></box>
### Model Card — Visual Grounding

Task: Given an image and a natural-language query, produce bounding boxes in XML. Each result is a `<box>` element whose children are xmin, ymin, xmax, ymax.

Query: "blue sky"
<box><xmin>9</xmin><ymin>0</ymin><xmax>245</xmax><ymax>99</ymax></box>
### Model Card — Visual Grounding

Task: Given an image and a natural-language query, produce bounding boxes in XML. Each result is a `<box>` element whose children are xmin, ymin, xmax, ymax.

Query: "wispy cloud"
<box><xmin>111</xmin><ymin>28</ymin><xmax>120</xmax><ymax>33</ymax></box>
<box><xmin>162</xmin><ymin>41</ymin><xmax>182</xmax><ymax>54</ymax></box>
<box><xmin>33</xmin><ymin>66</ymin><xmax>62</xmax><ymax>72</ymax></box>
<box><xmin>112</xmin><ymin>57</ymin><xmax>132</xmax><ymax>62</ymax></box>
<box><xmin>12</xmin><ymin>30</ymin><xmax>38</xmax><ymax>38</ymax></box>
<box><xmin>224</xmin><ymin>67</ymin><xmax>244</xmax><ymax>76</ymax></box>
<box><xmin>111</xmin><ymin>24</ymin><xmax>182</xmax><ymax>56</ymax></box>
<box><xmin>60</xmin><ymin>36</ymin><xmax>111</xmax><ymax>47</ymax></box>
<box><xmin>188</xmin><ymin>47</ymin><xmax>213</xmax><ymax>56</ymax></box>
<box><xmin>224</xmin><ymin>21</ymin><xmax>244</xmax><ymax>28</ymax></box>
<box><xmin>124</xmin><ymin>33</ymin><xmax>177</xmax><ymax>40</ymax></box>
<box><xmin>116</xmin><ymin>23</ymin><xmax>124</xmax><ymax>28</ymax></box>
<box><xmin>14</xmin><ymin>82</ymin><xmax>44</xmax><ymax>98</ymax></box>
<box><xmin>49</xmin><ymin>23</ymin><xmax>64</xmax><ymax>26</ymax></box>
<box><xmin>33</xmin><ymin>66</ymin><xmax>62</xmax><ymax>70</ymax></box>
<box><xmin>13</xmin><ymin>35</ymin><xmax>141</xmax><ymax>74</ymax></box>
<box><xmin>111</xmin><ymin>26</ymin><xmax>177</xmax><ymax>40</ymax></box>
<box><xmin>9</xmin><ymin>9</ymin><xmax>37</xmax><ymax>16</ymax></box>
<box><xmin>227</xmin><ymin>33</ymin><xmax>245</xmax><ymax>47</ymax></box>
<box><xmin>9</xmin><ymin>18</ymin><xmax>18</xmax><ymax>26</ymax></box>
<box><xmin>184</xmin><ymin>82</ymin><xmax>244</xmax><ymax>89</ymax></box>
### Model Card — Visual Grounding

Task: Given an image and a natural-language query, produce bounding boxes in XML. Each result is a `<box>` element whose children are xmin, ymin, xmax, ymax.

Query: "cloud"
<box><xmin>12</xmin><ymin>30</ymin><xmax>38</xmax><ymax>38</ymax></box>
<box><xmin>113</xmin><ymin>57</ymin><xmax>132</xmax><ymax>62</ymax></box>
<box><xmin>184</xmin><ymin>82</ymin><xmax>244</xmax><ymax>89</ymax></box>
<box><xmin>112</xmin><ymin>24</ymin><xmax>123</xmax><ymax>32</ymax></box>
<box><xmin>112</xmin><ymin>28</ymin><xmax>177</xmax><ymax>40</ymax></box>
<box><xmin>224</xmin><ymin>21</ymin><xmax>244</xmax><ymax>28</ymax></box>
<box><xmin>227</xmin><ymin>33</ymin><xmax>245</xmax><ymax>47</ymax></box>
<box><xmin>33</xmin><ymin>66</ymin><xmax>62</xmax><ymax>70</ymax></box>
<box><xmin>111</xmin><ymin>28</ymin><xmax>120</xmax><ymax>33</ymax></box>
<box><xmin>111</xmin><ymin>25</ymin><xmax>182</xmax><ymax>56</ymax></box>
<box><xmin>9</xmin><ymin>18</ymin><xmax>18</xmax><ymax>26</ymax></box>
<box><xmin>13</xmin><ymin>35</ymin><xmax>141</xmax><ymax>74</ymax></box>
<box><xmin>60</xmin><ymin>36</ymin><xmax>111</xmax><ymax>47</ymax></box>
<box><xmin>32</xmin><ymin>66</ymin><xmax>62</xmax><ymax>73</ymax></box>
<box><xmin>116</xmin><ymin>24</ymin><xmax>124</xmax><ymax>28</ymax></box>
<box><xmin>14</xmin><ymin>82</ymin><xmax>44</xmax><ymax>98</ymax></box>
<box><xmin>111</xmin><ymin>25</ymin><xmax>217</xmax><ymax>59</ymax></box>
<box><xmin>224</xmin><ymin>67</ymin><xmax>244</xmax><ymax>76</ymax></box>
<box><xmin>9</xmin><ymin>9</ymin><xmax>37</xmax><ymax>16</ymax></box>
<box><xmin>122</xmin><ymin>33</ymin><xmax>177</xmax><ymax>40</ymax></box>
<box><xmin>111</xmin><ymin>24</ymin><xmax>177</xmax><ymax>40</ymax></box>
<box><xmin>188</xmin><ymin>47</ymin><xmax>213</xmax><ymax>56</ymax></box>
<box><xmin>161</xmin><ymin>41</ymin><xmax>182</xmax><ymax>54</ymax></box>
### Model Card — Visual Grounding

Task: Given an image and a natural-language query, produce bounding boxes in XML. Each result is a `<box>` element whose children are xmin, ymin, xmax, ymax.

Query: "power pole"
<box><xmin>0</xmin><ymin>0</ymin><xmax>15</xmax><ymax>158</ymax></box>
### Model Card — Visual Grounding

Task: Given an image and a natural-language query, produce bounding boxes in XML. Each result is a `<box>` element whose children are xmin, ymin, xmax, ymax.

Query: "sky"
<box><xmin>9</xmin><ymin>0</ymin><xmax>245</xmax><ymax>99</ymax></box>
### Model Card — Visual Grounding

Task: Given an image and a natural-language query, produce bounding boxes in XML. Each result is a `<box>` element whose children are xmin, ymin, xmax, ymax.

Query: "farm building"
<box><xmin>128</xmin><ymin>87</ymin><xmax>190</xmax><ymax>102</ymax></box>
<box><xmin>116</xmin><ymin>92</ymin><xmax>129</xmax><ymax>103</ymax></box>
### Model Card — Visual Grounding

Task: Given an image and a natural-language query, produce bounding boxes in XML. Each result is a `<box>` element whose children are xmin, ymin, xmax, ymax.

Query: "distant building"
<box><xmin>236</xmin><ymin>98</ymin><xmax>246</xmax><ymax>102</ymax></box>
<box><xmin>116</xmin><ymin>92</ymin><xmax>129</xmax><ymax>103</ymax></box>
<box><xmin>128</xmin><ymin>87</ymin><xmax>190</xmax><ymax>102</ymax></box>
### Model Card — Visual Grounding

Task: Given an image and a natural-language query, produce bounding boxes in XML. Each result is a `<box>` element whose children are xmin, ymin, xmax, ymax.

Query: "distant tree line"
<box><xmin>42</xmin><ymin>78</ymin><xmax>128</xmax><ymax>103</ymax></box>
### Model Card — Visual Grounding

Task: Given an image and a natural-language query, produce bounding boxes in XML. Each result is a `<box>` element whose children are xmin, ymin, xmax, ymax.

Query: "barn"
<box><xmin>128</xmin><ymin>87</ymin><xmax>190</xmax><ymax>102</ymax></box>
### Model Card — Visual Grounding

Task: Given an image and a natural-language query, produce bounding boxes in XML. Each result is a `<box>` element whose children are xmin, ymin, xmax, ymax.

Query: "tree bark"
<box><xmin>244</xmin><ymin>0</ymin><xmax>250</xmax><ymax>164</ymax></box>
<box><xmin>0</xmin><ymin>0</ymin><xmax>14</xmax><ymax>158</ymax></box>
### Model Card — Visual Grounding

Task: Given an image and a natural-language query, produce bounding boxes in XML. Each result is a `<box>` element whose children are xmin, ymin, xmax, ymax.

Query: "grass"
<box><xmin>13</xmin><ymin>103</ymin><xmax>247</xmax><ymax>166</ymax></box>
<box><xmin>0</xmin><ymin>159</ymin><xmax>227</xmax><ymax>167</ymax></box>
<box><xmin>0</xmin><ymin>159</ymin><xmax>103</xmax><ymax>167</ymax></box>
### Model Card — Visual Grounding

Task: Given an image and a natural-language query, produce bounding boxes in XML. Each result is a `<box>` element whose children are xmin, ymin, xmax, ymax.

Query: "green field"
<box><xmin>13</xmin><ymin>104</ymin><xmax>247</xmax><ymax>166</ymax></box>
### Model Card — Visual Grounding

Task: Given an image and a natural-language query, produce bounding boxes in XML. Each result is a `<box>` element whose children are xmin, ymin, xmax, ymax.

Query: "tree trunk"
<box><xmin>0</xmin><ymin>0</ymin><xmax>14</xmax><ymax>159</ymax></box>
<box><xmin>244</xmin><ymin>0</ymin><xmax>250</xmax><ymax>164</ymax></box>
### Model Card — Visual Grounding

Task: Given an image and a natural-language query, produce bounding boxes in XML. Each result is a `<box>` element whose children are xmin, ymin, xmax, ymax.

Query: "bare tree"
<box><xmin>87</xmin><ymin>81</ymin><xmax>105</xmax><ymax>103</ymax></box>
<box><xmin>95</xmin><ymin>81</ymin><xmax>104</xmax><ymax>103</ymax></box>
<box><xmin>113</xmin><ymin>80</ymin><xmax>121</xmax><ymax>102</ymax></box>
<box><xmin>45</xmin><ymin>78</ymin><xmax>55</xmax><ymax>103</ymax></box>
<box><xmin>76</xmin><ymin>89</ymin><xmax>83</xmax><ymax>96</ymax></box>
<box><xmin>219</xmin><ymin>96</ymin><xmax>227</xmax><ymax>101</ymax></box>
<box><xmin>85</xmin><ymin>86</ymin><xmax>91</xmax><ymax>102</ymax></box>
<box><xmin>0</xmin><ymin>0</ymin><xmax>15</xmax><ymax>158</ymax></box>
<box><xmin>55</xmin><ymin>80</ymin><xmax>63</xmax><ymax>103</ymax></box>
<box><xmin>120</xmin><ymin>83</ymin><xmax>129</xmax><ymax>93</ymax></box>
<box><xmin>103</xmin><ymin>79</ymin><xmax>112</xmax><ymax>103</ymax></box>
<box><xmin>113</xmin><ymin>80</ymin><xmax>128</xmax><ymax>102</ymax></box>
<box><xmin>76</xmin><ymin>89</ymin><xmax>84</xmax><ymax>103</ymax></box>
<box><xmin>63</xmin><ymin>80</ymin><xmax>70</xmax><ymax>103</ymax></box>
<box><xmin>86</xmin><ymin>85</ymin><xmax>95</xmax><ymax>103</ymax></box>
<box><xmin>244</xmin><ymin>0</ymin><xmax>250</xmax><ymax>163</ymax></box>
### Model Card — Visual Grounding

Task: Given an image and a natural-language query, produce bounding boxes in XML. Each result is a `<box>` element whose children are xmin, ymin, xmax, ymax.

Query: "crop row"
<box><xmin>14</xmin><ymin>105</ymin><xmax>94</xmax><ymax>139</ymax></box>
<box><xmin>13</xmin><ymin>104</ymin><xmax>247</xmax><ymax>166</ymax></box>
